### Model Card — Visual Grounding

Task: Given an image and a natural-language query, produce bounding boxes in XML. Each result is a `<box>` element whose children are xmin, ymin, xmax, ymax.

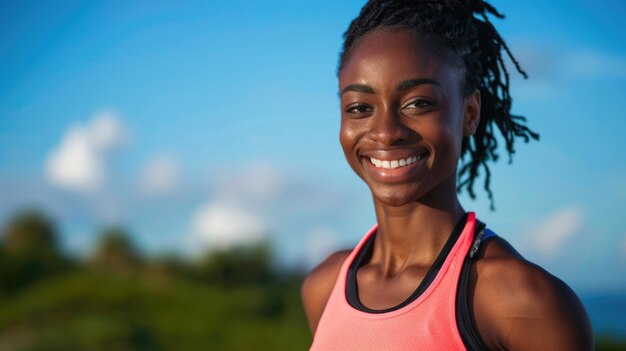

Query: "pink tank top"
<box><xmin>309</xmin><ymin>212</ymin><xmax>477</xmax><ymax>351</ymax></box>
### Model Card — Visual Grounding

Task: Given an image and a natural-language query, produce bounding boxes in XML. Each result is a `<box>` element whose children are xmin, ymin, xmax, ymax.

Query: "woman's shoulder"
<box><xmin>302</xmin><ymin>249</ymin><xmax>352</xmax><ymax>299</ymax></box>
<box><xmin>301</xmin><ymin>249</ymin><xmax>352</xmax><ymax>333</ymax></box>
<box><xmin>471</xmin><ymin>234</ymin><xmax>593</xmax><ymax>350</ymax></box>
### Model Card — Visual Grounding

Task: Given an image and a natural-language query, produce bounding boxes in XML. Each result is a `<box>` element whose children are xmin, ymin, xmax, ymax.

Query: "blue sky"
<box><xmin>1</xmin><ymin>0</ymin><xmax>626</xmax><ymax>296</ymax></box>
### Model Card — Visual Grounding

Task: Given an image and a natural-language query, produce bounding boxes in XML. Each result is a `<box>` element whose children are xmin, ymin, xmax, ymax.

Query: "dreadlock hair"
<box><xmin>338</xmin><ymin>0</ymin><xmax>540</xmax><ymax>210</ymax></box>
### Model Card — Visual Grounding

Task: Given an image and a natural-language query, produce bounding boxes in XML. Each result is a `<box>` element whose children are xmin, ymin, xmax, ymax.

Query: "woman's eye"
<box><xmin>345</xmin><ymin>104</ymin><xmax>372</xmax><ymax>114</ymax></box>
<box><xmin>404</xmin><ymin>99</ymin><xmax>433</xmax><ymax>109</ymax></box>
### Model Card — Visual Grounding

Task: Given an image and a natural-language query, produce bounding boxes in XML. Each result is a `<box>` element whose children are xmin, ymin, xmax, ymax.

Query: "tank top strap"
<box><xmin>338</xmin><ymin>223</ymin><xmax>378</xmax><ymax>274</ymax></box>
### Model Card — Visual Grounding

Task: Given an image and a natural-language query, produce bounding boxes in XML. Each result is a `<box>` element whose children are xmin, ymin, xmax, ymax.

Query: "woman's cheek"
<box><xmin>339</xmin><ymin>120</ymin><xmax>359</xmax><ymax>152</ymax></box>
<box><xmin>339</xmin><ymin>121</ymin><xmax>365</xmax><ymax>173</ymax></box>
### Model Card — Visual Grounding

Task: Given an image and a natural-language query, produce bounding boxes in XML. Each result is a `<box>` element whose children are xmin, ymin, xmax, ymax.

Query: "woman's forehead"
<box><xmin>338</xmin><ymin>28</ymin><xmax>463</xmax><ymax>92</ymax></box>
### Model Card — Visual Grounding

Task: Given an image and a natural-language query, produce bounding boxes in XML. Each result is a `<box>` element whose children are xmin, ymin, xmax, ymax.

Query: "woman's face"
<box><xmin>338</xmin><ymin>28</ymin><xmax>479</xmax><ymax>207</ymax></box>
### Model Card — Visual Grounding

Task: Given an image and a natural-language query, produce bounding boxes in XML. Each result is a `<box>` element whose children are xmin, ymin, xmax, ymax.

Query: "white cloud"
<box><xmin>188</xmin><ymin>203</ymin><xmax>265</xmax><ymax>253</ymax></box>
<box><xmin>527</xmin><ymin>205</ymin><xmax>585</xmax><ymax>256</ymax></box>
<box><xmin>46</xmin><ymin>125</ymin><xmax>104</xmax><ymax>192</ymax></box>
<box><xmin>183</xmin><ymin>161</ymin><xmax>356</xmax><ymax>259</ymax></box>
<box><xmin>88</xmin><ymin>110</ymin><xmax>129</xmax><ymax>152</ymax></box>
<box><xmin>138</xmin><ymin>153</ymin><xmax>181</xmax><ymax>195</ymax></box>
<box><xmin>45</xmin><ymin>110</ymin><xmax>128</xmax><ymax>193</ymax></box>
<box><xmin>183</xmin><ymin>162</ymin><xmax>282</xmax><ymax>254</ymax></box>
<box><xmin>306</xmin><ymin>226</ymin><xmax>339</xmax><ymax>267</ymax></box>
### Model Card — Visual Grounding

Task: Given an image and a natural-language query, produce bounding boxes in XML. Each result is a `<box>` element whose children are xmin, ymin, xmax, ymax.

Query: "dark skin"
<box><xmin>301</xmin><ymin>28</ymin><xmax>593</xmax><ymax>350</ymax></box>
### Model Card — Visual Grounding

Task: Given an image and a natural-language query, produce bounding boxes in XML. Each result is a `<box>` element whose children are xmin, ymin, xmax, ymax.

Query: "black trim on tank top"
<box><xmin>456</xmin><ymin>219</ymin><xmax>492</xmax><ymax>351</ymax></box>
<box><xmin>345</xmin><ymin>212</ymin><xmax>469</xmax><ymax>313</ymax></box>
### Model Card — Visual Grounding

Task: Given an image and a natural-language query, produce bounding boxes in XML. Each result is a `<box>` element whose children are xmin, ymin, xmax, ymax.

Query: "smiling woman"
<box><xmin>302</xmin><ymin>1</ymin><xmax>593</xmax><ymax>350</ymax></box>
<box><xmin>339</xmin><ymin>28</ymin><xmax>474</xmax><ymax>208</ymax></box>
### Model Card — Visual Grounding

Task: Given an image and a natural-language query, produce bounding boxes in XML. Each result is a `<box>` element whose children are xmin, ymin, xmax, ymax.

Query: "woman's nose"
<box><xmin>368</xmin><ymin>108</ymin><xmax>410</xmax><ymax>145</ymax></box>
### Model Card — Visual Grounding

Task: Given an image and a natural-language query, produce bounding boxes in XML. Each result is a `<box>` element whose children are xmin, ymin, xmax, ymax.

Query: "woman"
<box><xmin>301</xmin><ymin>0</ymin><xmax>593</xmax><ymax>350</ymax></box>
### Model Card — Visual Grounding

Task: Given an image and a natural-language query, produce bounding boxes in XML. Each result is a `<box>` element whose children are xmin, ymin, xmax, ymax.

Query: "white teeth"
<box><xmin>369</xmin><ymin>154</ymin><xmax>425</xmax><ymax>169</ymax></box>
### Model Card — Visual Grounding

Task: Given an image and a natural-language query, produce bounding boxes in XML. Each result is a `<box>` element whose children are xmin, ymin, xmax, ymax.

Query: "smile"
<box><xmin>362</xmin><ymin>151</ymin><xmax>429</xmax><ymax>183</ymax></box>
<box><xmin>369</xmin><ymin>154</ymin><xmax>425</xmax><ymax>169</ymax></box>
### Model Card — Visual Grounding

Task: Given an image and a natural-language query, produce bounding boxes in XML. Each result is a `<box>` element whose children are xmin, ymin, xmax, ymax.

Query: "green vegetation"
<box><xmin>0</xmin><ymin>271</ymin><xmax>310</xmax><ymax>350</ymax></box>
<box><xmin>0</xmin><ymin>208</ymin><xmax>624</xmax><ymax>350</ymax></box>
<box><xmin>0</xmin><ymin>209</ymin><xmax>311</xmax><ymax>350</ymax></box>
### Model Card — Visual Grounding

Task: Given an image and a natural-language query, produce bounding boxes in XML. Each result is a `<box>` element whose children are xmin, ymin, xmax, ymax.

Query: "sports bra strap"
<box><xmin>457</xmin><ymin>220</ymin><xmax>499</xmax><ymax>350</ymax></box>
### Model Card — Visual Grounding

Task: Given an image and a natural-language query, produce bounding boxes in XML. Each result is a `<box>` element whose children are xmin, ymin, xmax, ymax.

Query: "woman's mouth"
<box><xmin>369</xmin><ymin>154</ymin><xmax>424</xmax><ymax>169</ymax></box>
<box><xmin>363</xmin><ymin>151</ymin><xmax>429</xmax><ymax>182</ymax></box>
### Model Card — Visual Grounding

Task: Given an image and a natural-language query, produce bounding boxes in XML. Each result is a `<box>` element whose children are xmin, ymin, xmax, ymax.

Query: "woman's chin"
<box><xmin>369</xmin><ymin>185</ymin><xmax>422</xmax><ymax>207</ymax></box>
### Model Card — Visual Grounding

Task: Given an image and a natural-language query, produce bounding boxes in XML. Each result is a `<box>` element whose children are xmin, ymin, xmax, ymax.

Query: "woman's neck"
<box><xmin>370</xmin><ymin>176</ymin><xmax>466</xmax><ymax>278</ymax></box>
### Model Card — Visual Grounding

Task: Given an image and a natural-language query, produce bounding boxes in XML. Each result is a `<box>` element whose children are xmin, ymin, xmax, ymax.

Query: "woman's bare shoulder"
<box><xmin>301</xmin><ymin>249</ymin><xmax>352</xmax><ymax>334</ymax></box>
<box><xmin>472</xmin><ymin>236</ymin><xmax>593</xmax><ymax>350</ymax></box>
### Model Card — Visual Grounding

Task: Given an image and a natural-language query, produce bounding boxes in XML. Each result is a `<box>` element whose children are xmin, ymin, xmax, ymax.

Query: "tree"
<box><xmin>194</xmin><ymin>241</ymin><xmax>275</xmax><ymax>286</ymax></box>
<box><xmin>0</xmin><ymin>209</ymin><xmax>69</xmax><ymax>294</ymax></box>
<box><xmin>90</xmin><ymin>227</ymin><xmax>141</xmax><ymax>274</ymax></box>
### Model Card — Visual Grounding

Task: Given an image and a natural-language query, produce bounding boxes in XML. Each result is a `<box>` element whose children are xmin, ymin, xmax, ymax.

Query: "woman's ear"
<box><xmin>463</xmin><ymin>89</ymin><xmax>481</xmax><ymax>137</ymax></box>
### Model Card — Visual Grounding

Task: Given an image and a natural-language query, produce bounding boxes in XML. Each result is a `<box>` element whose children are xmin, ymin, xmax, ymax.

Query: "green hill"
<box><xmin>0</xmin><ymin>270</ymin><xmax>311</xmax><ymax>351</ymax></box>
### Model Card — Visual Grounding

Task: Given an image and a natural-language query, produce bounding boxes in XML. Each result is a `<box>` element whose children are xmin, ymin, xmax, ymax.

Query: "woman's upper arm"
<box><xmin>301</xmin><ymin>250</ymin><xmax>350</xmax><ymax>335</ymax></box>
<box><xmin>473</xmin><ymin>239</ymin><xmax>593</xmax><ymax>350</ymax></box>
<box><xmin>504</xmin><ymin>271</ymin><xmax>593</xmax><ymax>350</ymax></box>
<box><xmin>474</xmin><ymin>252</ymin><xmax>593</xmax><ymax>350</ymax></box>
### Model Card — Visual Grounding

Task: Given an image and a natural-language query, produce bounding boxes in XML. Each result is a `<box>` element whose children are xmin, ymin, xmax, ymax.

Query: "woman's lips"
<box><xmin>362</xmin><ymin>151</ymin><xmax>429</xmax><ymax>183</ymax></box>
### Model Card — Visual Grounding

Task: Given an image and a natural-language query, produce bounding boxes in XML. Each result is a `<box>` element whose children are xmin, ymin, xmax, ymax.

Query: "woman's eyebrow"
<box><xmin>396</xmin><ymin>78</ymin><xmax>441</xmax><ymax>91</ymax></box>
<box><xmin>340</xmin><ymin>84</ymin><xmax>375</xmax><ymax>96</ymax></box>
<box><xmin>340</xmin><ymin>79</ymin><xmax>442</xmax><ymax>97</ymax></box>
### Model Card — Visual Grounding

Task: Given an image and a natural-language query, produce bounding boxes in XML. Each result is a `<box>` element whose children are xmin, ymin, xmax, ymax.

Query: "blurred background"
<box><xmin>1</xmin><ymin>0</ymin><xmax>625</xmax><ymax>349</ymax></box>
